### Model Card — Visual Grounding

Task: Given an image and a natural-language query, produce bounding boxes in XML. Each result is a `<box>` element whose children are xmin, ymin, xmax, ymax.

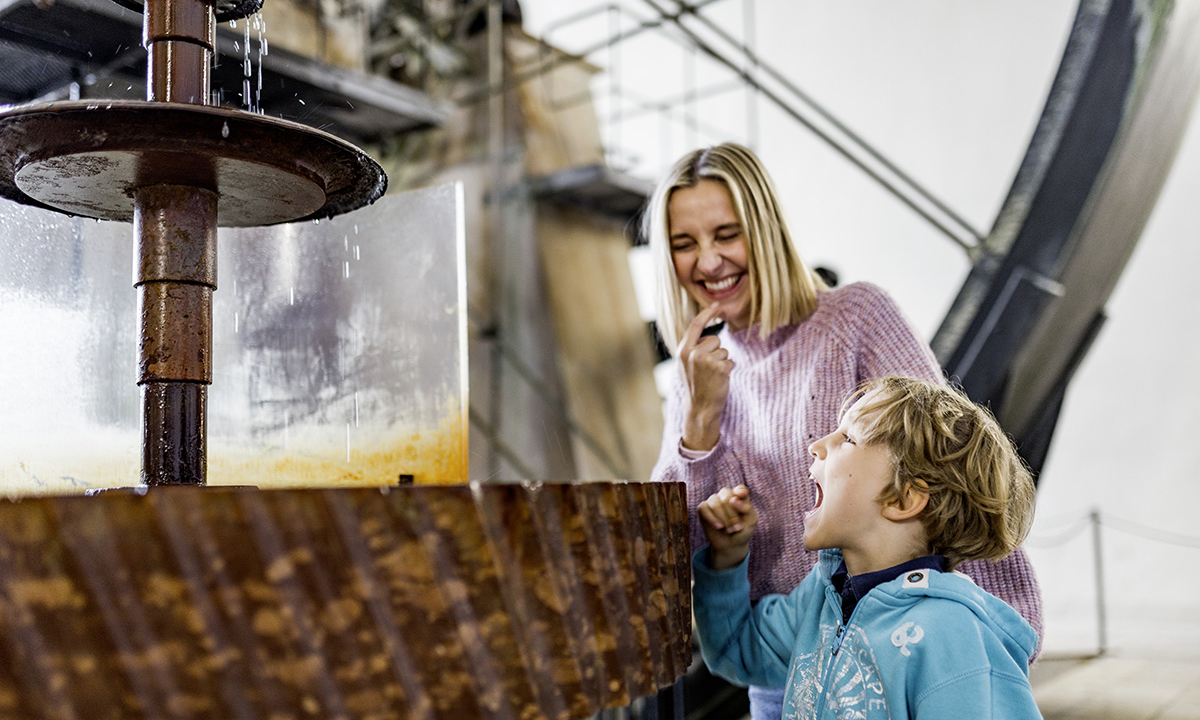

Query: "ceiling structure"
<box><xmin>0</xmin><ymin>0</ymin><xmax>449</xmax><ymax>145</ymax></box>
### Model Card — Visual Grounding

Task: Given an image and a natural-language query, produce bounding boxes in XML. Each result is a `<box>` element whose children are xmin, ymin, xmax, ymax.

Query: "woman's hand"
<box><xmin>677</xmin><ymin>303</ymin><xmax>734</xmax><ymax>452</ymax></box>
<box><xmin>698</xmin><ymin>484</ymin><xmax>757</xmax><ymax>569</ymax></box>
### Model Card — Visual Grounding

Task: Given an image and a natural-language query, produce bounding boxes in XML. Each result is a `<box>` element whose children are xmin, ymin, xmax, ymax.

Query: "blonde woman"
<box><xmin>645</xmin><ymin>143</ymin><xmax>1042</xmax><ymax>720</ymax></box>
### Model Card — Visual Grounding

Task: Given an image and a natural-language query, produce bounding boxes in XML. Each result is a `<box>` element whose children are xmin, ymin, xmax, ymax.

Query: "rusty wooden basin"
<box><xmin>0</xmin><ymin>481</ymin><xmax>691</xmax><ymax>720</ymax></box>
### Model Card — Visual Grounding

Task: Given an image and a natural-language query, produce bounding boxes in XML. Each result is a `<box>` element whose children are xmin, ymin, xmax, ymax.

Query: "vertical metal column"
<box><xmin>485</xmin><ymin>0</ymin><xmax>504</xmax><ymax>480</ymax></box>
<box><xmin>1090</xmin><ymin>508</ymin><xmax>1108</xmax><ymax>655</ymax></box>
<box><xmin>136</xmin><ymin>0</ymin><xmax>218</xmax><ymax>485</ymax></box>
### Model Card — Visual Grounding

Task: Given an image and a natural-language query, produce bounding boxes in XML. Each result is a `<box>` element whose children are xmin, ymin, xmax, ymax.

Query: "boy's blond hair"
<box><xmin>643</xmin><ymin>142</ymin><xmax>827</xmax><ymax>353</ymax></box>
<box><xmin>847</xmin><ymin>376</ymin><xmax>1036</xmax><ymax>571</ymax></box>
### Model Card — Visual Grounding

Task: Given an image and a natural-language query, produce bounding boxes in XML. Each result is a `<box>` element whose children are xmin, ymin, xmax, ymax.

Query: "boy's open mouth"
<box><xmin>806</xmin><ymin>482</ymin><xmax>823</xmax><ymax>519</ymax></box>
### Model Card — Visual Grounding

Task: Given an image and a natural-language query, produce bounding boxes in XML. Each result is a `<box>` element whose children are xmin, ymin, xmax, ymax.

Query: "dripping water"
<box><xmin>237</xmin><ymin>12</ymin><xmax>269</xmax><ymax>113</ymax></box>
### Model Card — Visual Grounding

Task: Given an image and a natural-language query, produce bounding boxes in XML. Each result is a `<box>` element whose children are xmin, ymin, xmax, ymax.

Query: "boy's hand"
<box><xmin>698</xmin><ymin>484</ymin><xmax>757</xmax><ymax>570</ymax></box>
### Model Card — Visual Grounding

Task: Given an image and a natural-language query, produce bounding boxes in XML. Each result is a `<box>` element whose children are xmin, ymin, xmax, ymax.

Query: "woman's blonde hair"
<box><xmin>643</xmin><ymin>142</ymin><xmax>826</xmax><ymax>353</ymax></box>
<box><xmin>847</xmin><ymin>376</ymin><xmax>1037</xmax><ymax>571</ymax></box>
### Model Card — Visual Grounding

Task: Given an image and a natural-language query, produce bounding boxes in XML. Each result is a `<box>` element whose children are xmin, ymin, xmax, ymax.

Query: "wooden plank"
<box><xmin>537</xmin><ymin>205</ymin><xmax>664</xmax><ymax>482</ymax></box>
<box><xmin>509</xmin><ymin>30</ymin><xmax>606</xmax><ymax>177</ymax></box>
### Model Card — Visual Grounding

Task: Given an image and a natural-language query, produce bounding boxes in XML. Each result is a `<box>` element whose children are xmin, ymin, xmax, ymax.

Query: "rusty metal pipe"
<box><xmin>143</xmin><ymin>0</ymin><xmax>214</xmax><ymax>105</ymax></box>
<box><xmin>146</xmin><ymin>41</ymin><xmax>212</xmax><ymax>105</ymax></box>
<box><xmin>135</xmin><ymin>0</ymin><xmax>219</xmax><ymax>485</ymax></box>
<box><xmin>134</xmin><ymin>183</ymin><xmax>217</xmax><ymax>486</ymax></box>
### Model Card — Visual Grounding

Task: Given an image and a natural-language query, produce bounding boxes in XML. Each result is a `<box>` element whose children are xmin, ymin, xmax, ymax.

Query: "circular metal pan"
<box><xmin>0</xmin><ymin>101</ymin><xmax>387</xmax><ymax>227</ymax></box>
<box><xmin>110</xmin><ymin>0</ymin><xmax>265</xmax><ymax>23</ymax></box>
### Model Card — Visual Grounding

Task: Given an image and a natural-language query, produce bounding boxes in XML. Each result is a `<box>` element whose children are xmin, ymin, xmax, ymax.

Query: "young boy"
<box><xmin>693</xmin><ymin>375</ymin><xmax>1042</xmax><ymax>719</ymax></box>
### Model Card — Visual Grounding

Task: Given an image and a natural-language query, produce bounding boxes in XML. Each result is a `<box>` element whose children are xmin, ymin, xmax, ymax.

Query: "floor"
<box><xmin>1032</xmin><ymin>654</ymin><xmax>1200</xmax><ymax>720</ymax></box>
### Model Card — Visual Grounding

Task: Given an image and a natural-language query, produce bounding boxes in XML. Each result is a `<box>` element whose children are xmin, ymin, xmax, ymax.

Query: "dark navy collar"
<box><xmin>831</xmin><ymin>555</ymin><xmax>946</xmax><ymax>624</ymax></box>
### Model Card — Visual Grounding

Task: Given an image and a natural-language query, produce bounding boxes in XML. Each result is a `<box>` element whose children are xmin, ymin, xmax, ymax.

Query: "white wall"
<box><xmin>1029</xmin><ymin>93</ymin><xmax>1200</xmax><ymax>659</ymax></box>
<box><xmin>521</xmin><ymin>0</ymin><xmax>1200</xmax><ymax>659</ymax></box>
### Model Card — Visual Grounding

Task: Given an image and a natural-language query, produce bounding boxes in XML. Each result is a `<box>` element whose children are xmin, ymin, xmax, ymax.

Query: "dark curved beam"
<box><xmin>932</xmin><ymin>0</ymin><xmax>1200</xmax><ymax>476</ymax></box>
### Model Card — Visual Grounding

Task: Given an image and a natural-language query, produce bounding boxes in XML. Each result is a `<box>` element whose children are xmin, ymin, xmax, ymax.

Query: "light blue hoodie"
<box><xmin>693</xmin><ymin>547</ymin><xmax>1042</xmax><ymax>719</ymax></box>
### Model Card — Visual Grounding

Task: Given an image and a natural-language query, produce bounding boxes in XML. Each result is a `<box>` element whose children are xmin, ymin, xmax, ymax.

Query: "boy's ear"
<box><xmin>882</xmin><ymin>482</ymin><xmax>929</xmax><ymax>522</ymax></box>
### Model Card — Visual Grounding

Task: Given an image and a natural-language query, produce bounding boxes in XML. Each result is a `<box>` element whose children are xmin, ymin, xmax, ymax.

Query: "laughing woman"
<box><xmin>645</xmin><ymin>142</ymin><xmax>1042</xmax><ymax>720</ymax></box>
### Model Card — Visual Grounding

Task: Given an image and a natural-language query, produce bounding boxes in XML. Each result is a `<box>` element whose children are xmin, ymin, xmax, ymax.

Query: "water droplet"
<box><xmin>221</xmin><ymin>122</ymin><xmax>230</xmax><ymax>138</ymax></box>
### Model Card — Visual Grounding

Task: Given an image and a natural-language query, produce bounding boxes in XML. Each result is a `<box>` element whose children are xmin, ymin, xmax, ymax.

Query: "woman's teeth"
<box><xmin>705</xmin><ymin>276</ymin><xmax>738</xmax><ymax>292</ymax></box>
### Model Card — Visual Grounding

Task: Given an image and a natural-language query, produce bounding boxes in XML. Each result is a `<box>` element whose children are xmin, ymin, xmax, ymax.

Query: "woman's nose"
<box><xmin>697</xmin><ymin>243</ymin><xmax>723</xmax><ymax>273</ymax></box>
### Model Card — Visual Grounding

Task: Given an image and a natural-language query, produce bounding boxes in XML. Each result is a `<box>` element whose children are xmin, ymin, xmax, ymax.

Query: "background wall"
<box><xmin>519</xmin><ymin>0</ymin><xmax>1200</xmax><ymax>659</ymax></box>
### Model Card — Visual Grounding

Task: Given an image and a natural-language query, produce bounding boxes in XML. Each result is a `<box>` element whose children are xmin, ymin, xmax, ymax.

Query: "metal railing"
<box><xmin>535</xmin><ymin>0</ymin><xmax>985</xmax><ymax>252</ymax></box>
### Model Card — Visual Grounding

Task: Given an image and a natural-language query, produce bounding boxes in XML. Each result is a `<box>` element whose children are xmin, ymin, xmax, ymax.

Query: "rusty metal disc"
<box><xmin>0</xmin><ymin>100</ymin><xmax>387</xmax><ymax>227</ymax></box>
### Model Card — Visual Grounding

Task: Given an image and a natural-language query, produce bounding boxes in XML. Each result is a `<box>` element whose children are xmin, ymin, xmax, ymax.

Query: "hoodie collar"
<box><xmin>831</xmin><ymin>555</ymin><xmax>947</xmax><ymax>624</ymax></box>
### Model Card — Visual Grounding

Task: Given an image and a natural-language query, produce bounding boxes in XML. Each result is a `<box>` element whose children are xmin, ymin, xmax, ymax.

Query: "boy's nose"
<box><xmin>809</xmin><ymin>430</ymin><xmax>837</xmax><ymax>459</ymax></box>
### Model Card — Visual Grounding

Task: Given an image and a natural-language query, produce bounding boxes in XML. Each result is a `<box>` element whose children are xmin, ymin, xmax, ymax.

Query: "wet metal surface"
<box><xmin>0</xmin><ymin>185</ymin><xmax>467</xmax><ymax>493</ymax></box>
<box><xmin>134</xmin><ymin>183</ymin><xmax>218</xmax><ymax>486</ymax></box>
<box><xmin>142</xmin><ymin>0</ymin><xmax>214</xmax><ymax>104</ymax></box>
<box><xmin>0</xmin><ymin>481</ymin><xmax>692</xmax><ymax>719</ymax></box>
<box><xmin>0</xmin><ymin>100</ymin><xmax>386</xmax><ymax>227</ymax></box>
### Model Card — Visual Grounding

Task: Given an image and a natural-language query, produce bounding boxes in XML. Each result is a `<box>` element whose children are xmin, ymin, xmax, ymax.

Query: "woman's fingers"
<box><xmin>678</xmin><ymin>302</ymin><xmax>723</xmax><ymax>356</ymax></box>
<box><xmin>686</xmin><ymin>339</ymin><xmax>732</xmax><ymax>385</ymax></box>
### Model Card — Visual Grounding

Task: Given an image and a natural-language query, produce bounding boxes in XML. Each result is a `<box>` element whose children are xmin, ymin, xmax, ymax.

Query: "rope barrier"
<box><xmin>1099</xmin><ymin>513</ymin><xmax>1200</xmax><ymax>549</ymax></box>
<box><xmin>1025</xmin><ymin>513</ymin><xmax>1092</xmax><ymax>548</ymax></box>
<box><xmin>1027</xmin><ymin>508</ymin><xmax>1200</xmax><ymax>550</ymax></box>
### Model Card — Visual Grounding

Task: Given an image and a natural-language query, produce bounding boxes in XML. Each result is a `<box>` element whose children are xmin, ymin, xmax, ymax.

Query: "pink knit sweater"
<box><xmin>652</xmin><ymin>282</ymin><xmax>1043</xmax><ymax>640</ymax></box>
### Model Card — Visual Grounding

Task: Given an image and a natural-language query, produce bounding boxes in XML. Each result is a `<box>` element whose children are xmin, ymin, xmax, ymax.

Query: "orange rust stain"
<box><xmin>208</xmin><ymin>408</ymin><xmax>468</xmax><ymax>489</ymax></box>
<box><xmin>0</xmin><ymin>407</ymin><xmax>468</xmax><ymax>496</ymax></box>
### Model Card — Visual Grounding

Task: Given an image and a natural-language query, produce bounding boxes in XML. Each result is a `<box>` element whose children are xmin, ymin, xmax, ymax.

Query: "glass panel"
<box><xmin>0</xmin><ymin>183</ymin><xmax>466</xmax><ymax>495</ymax></box>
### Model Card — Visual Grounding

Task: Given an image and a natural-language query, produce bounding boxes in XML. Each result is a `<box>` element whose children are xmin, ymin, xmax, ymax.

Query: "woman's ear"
<box><xmin>882</xmin><ymin>482</ymin><xmax>929</xmax><ymax>522</ymax></box>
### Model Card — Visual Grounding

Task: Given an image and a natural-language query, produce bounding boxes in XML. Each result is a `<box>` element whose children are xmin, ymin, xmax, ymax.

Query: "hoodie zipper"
<box><xmin>831</xmin><ymin>621</ymin><xmax>848</xmax><ymax>657</ymax></box>
<box><xmin>816</xmin><ymin>604</ymin><xmax>857</xmax><ymax>718</ymax></box>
